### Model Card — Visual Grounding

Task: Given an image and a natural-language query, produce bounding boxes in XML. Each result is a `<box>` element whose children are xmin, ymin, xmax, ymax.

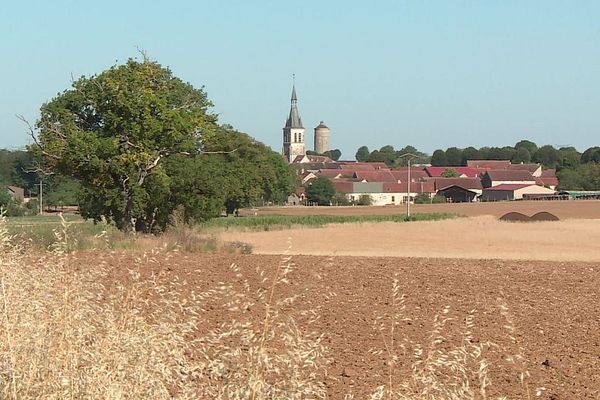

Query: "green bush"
<box><xmin>356</xmin><ymin>194</ymin><xmax>372</xmax><ymax>206</ymax></box>
<box><xmin>332</xmin><ymin>192</ymin><xmax>351</xmax><ymax>206</ymax></box>
<box><xmin>432</xmin><ymin>195</ymin><xmax>447</xmax><ymax>204</ymax></box>
<box><xmin>413</xmin><ymin>193</ymin><xmax>431</xmax><ymax>204</ymax></box>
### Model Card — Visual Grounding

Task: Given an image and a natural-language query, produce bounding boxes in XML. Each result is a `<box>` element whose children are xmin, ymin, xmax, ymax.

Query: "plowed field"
<box><xmin>86</xmin><ymin>249</ymin><xmax>600</xmax><ymax>399</ymax></box>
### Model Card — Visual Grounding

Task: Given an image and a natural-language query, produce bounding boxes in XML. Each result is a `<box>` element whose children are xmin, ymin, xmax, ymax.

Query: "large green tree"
<box><xmin>557</xmin><ymin>163</ymin><xmax>600</xmax><ymax>190</ymax></box>
<box><xmin>430</xmin><ymin>149</ymin><xmax>447</xmax><ymax>166</ymax></box>
<box><xmin>514</xmin><ymin>140</ymin><xmax>538</xmax><ymax>155</ymax></box>
<box><xmin>511</xmin><ymin>147</ymin><xmax>531</xmax><ymax>163</ymax></box>
<box><xmin>306</xmin><ymin>176</ymin><xmax>335</xmax><ymax>206</ymax></box>
<box><xmin>31</xmin><ymin>58</ymin><xmax>221</xmax><ymax>233</ymax></box>
<box><xmin>581</xmin><ymin>147</ymin><xmax>600</xmax><ymax>164</ymax></box>
<box><xmin>445</xmin><ymin>147</ymin><xmax>463</xmax><ymax>166</ymax></box>
<box><xmin>355</xmin><ymin>146</ymin><xmax>370</xmax><ymax>162</ymax></box>
<box><xmin>533</xmin><ymin>145</ymin><xmax>559</xmax><ymax>168</ymax></box>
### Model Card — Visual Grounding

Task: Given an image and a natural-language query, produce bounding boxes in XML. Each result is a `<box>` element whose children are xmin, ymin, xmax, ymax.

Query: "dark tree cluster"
<box><xmin>429</xmin><ymin>141</ymin><xmax>597</xmax><ymax>171</ymax></box>
<box><xmin>355</xmin><ymin>145</ymin><xmax>429</xmax><ymax>166</ymax></box>
<box><xmin>306</xmin><ymin>148</ymin><xmax>342</xmax><ymax>161</ymax></box>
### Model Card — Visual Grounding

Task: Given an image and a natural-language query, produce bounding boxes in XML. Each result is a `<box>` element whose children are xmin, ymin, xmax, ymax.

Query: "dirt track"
<box><xmin>219</xmin><ymin>216</ymin><xmax>600</xmax><ymax>262</ymax></box>
<box><xmin>93</xmin><ymin>251</ymin><xmax>600</xmax><ymax>399</ymax></box>
<box><xmin>246</xmin><ymin>200</ymin><xmax>600</xmax><ymax>219</ymax></box>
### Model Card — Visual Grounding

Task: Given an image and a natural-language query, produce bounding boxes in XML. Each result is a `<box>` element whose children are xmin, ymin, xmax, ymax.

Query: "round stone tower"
<box><xmin>313</xmin><ymin>121</ymin><xmax>330</xmax><ymax>154</ymax></box>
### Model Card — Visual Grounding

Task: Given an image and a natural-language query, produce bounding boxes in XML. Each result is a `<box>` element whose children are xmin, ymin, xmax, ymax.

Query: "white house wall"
<box><xmin>513</xmin><ymin>185</ymin><xmax>556</xmax><ymax>200</ymax></box>
<box><xmin>347</xmin><ymin>192</ymin><xmax>419</xmax><ymax>206</ymax></box>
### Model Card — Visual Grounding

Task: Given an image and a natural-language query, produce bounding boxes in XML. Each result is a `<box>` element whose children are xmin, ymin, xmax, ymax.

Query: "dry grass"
<box><xmin>0</xmin><ymin>214</ymin><xmax>326</xmax><ymax>399</ymax></box>
<box><xmin>0</xmin><ymin>213</ymin><xmax>548</xmax><ymax>399</ymax></box>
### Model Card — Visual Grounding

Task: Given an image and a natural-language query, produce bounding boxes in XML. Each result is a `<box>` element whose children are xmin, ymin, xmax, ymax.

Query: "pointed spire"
<box><xmin>285</xmin><ymin>76</ymin><xmax>303</xmax><ymax>128</ymax></box>
<box><xmin>291</xmin><ymin>74</ymin><xmax>297</xmax><ymax>102</ymax></box>
<box><xmin>291</xmin><ymin>85</ymin><xmax>297</xmax><ymax>102</ymax></box>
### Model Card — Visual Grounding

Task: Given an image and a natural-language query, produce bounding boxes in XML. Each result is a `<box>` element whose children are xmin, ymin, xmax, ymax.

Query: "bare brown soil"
<box><xmin>246</xmin><ymin>200</ymin><xmax>600</xmax><ymax>219</ymax></box>
<box><xmin>219</xmin><ymin>216</ymin><xmax>600</xmax><ymax>262</ymax></box>
<box><xmin>87</xmin><ymin>251</ymin><xmax>600</xmax><ymax>399</ymax></box>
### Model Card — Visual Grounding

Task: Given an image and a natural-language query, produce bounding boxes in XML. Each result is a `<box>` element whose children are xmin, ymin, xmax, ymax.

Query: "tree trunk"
<box><xmin>121</xmin><ymin>188</ymin><xmax>136</xmax><ymax>235</ymax></box>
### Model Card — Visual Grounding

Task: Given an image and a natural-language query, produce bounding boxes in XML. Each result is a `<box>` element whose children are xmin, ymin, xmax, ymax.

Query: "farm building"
<box><xmin>436</xmin><ymin>185</ymin><xmax>479</xmax><ymax>203</ymax></box>
<box><xmin>6</xmin><ymin>186</ymin><xmax>25</xmax><ymax>202</ymax></box>
<box><xmin>557</xmin><ymin>191</ymin><xmax>600</xmax><ymax>200</ymax></box>
<box><xmin>507</xmin><ymin>163</ymin><xmax>543</xmax><ymax>177</ymax></box>
<box><xmin>332</xmin><ymin>181</ymin><xmax>435</xmax><ymax>206</ymax></box>
<box><xmin>480</xmin><ymin>184</ymin><xmax>556</xmax><ymax>201</ymax></box>
<box><xmin>480</xmin><ymin>170</ymin><xmax>536</xmax><ymax>188</ymax></box>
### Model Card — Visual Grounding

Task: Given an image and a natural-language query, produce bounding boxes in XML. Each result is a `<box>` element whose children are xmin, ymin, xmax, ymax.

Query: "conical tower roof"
<box><xmin>285</xmin><ymin>85</ymin><xmax>303</xmax><ymax>129</ymax></box>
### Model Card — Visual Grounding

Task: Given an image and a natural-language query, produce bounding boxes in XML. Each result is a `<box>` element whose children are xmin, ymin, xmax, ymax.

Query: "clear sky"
<box><xmin>1</xmin><ymin>1</ymin><xmax>599</xmax><ymax>158</ymax></box>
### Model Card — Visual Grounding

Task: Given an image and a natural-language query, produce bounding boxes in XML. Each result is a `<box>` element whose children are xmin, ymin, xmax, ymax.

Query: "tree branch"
<box><xmin>16</xmin><ymin>114</ymin><xmax>60</xmax><ymax>160</ymax></box>
<box><xmin>202</xmin><ymin>149</ymin><xmax>238</xmax><ymax>155</ymax></box>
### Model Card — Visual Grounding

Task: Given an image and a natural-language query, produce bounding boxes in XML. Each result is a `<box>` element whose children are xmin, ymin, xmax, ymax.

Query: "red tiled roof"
<box><xmin>318</xmin><ymin>169</ymin><xmax>344</xmax><ymax>178</ymax></box>
<box><xmin>536</xmin><ymin>177</ymin><xmax>559</xmax><ymax>186</ymax></box>
<box><xmin>338</xmin><ymin>162</ymin><xmax>390</xmax><ymax>170</ymax></box>
<box><xmin>484</xmin><ymin>184</ymin><xmax>533</xmax><ymax>191</ymax></box>
<box><xmin>507</xmin><ymin>163</ymin><xmax>541</xmax><ymax>173</ymax></box>
<box><xmin>484</xmin><ymin>170</ymin><xmax>536</xmax><ymax>181</ymax></box>
<box><xmin>467</xmin><ymin>160</ymin><xmax>511</xmax><ymax>169</ymax></box>
<box><xmin>433</xmin><ymin>178</ymin><xmax>483</xmax><ymax>190</ymax></box>
<box><xmin>383</xmin><ymin>181</ymin><xmax>435</xmax><ymax>193</ymax></box>
<box><xmin>354</xmin><ymin>171</ymin><xmax>397</xmax><ymax>182</ymax></box>
<box><xmin>424</xmin><ymin>166</ymin><xmax>480</xmax><ymax>178</ymax></box>
<box><xmin>391</xmin><ymin>170</ymin><xmax>429</xmax><ymax>181</ymax></box>
<box><xmin>541</xmin><ymin>169</ymin><xmax>557</xmax><ymax>178</ymax></box>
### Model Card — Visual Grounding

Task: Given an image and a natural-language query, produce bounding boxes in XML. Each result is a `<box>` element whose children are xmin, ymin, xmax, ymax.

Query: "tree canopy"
<box><xmin>353</xmin><ymin>144</ymin><xmax>429</xmax><ymax>166</ymax></box>
<box><xmin>30</xmin><ymin>58</ymin><xmax>293</xmax><ymax>232</ymax></box>
<box><xmin>306</xmin><ymin>176</ymin><xmax>335</xmax><ymax>206</ymax></box>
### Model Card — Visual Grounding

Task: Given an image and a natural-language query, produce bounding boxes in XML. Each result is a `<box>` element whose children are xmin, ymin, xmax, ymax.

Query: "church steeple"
<box><xmin>282</xmin><ymin>78</ymin><xmax>306</xmax><ymax>163</ymax></box>
<box><xmin>291</xmin><ymin>84</ymin><xmax>297</xmax><ymax>102</ymax></box>
<box><xmin>285</xmin><ymin>84</ymin><xmax>303</xmax><ymax>129</ymax></box>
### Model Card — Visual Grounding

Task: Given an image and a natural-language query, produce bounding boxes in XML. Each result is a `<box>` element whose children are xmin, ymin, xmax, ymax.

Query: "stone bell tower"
<box><xmin>282</xmin><ymin>84</ymin><xmax>305</xmax><ymax>163</ymax></box>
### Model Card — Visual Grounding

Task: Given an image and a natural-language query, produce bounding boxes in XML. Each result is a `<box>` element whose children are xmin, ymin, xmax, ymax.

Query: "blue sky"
<box><xmin>1</xmin><ymin>1</ymin><xmax>599</xmax><ymax>158</ymax></box>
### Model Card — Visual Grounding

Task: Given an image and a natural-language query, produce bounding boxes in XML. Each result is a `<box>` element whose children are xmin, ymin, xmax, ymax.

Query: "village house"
<box><xmin>6</xmin><ymin>185</ymin><xmax>25</xmax><ymax>202</ymax></box>
<box><xmin>480</xmin><ymin>184</ymin><xmax>557</xmax><ymax>201</ymax></box>
<box><xmin>433</xmin><ymin>178</ymin><xmax>483</xmax><ymax>203</ymax></box>
<box><xmin>480</xmin><ymin>170</ymin><xmax>537</xmax><ymax>188</ymax></box>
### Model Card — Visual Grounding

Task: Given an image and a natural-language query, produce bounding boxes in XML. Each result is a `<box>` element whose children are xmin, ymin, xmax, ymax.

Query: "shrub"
<box><xmin>432</xmin><ymin>195</ymin><xmax>447</xmax><ymax>204</ymax></box>
<box><xmin>413</xmin><ymin>193</ymin><xmax>431</xmax><ymax>204</ymax></box>
<box><xmin>356</xmin><ymin>194</ymin><xmax>372</xmax><ymax>206</ymax></box>
<box><xmin>332</xmin><ymin>192</ymin><xmax>351</xmax><ymax>206</ymax></box>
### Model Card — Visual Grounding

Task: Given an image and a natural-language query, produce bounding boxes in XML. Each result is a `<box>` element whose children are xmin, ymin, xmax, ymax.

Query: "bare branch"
<box><xmin>21</xmin><ymin>165</ymin><xmax>54</xmax><ymax>177</ymax></box>
<box><xmin>135</xmin><ymin>46</ymin><xmax>149</xmax><ymax>63</ymax></box>
<box><xmin>16</xmin><ymin>114</ymin><xmax>60</xmax><ymax>160</ymax></box>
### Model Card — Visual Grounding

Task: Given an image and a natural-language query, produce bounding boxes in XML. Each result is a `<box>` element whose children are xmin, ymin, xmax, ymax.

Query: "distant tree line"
<box><xmin>306</xmin><ymin>148</ymin><xmax>342</xmax><ymax>161</ymax></box>
<box><xmin>429</xmin><ymin>140</ymin><xmax>591</xmax><ymax>169</ymax></box>
<box><xmin>355</xmin><ymin>145</ymin><xmax>429</xmax><ymax>166</ymax></box>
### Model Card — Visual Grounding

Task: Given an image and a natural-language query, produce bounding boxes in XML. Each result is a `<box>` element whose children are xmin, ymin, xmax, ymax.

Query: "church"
<box><xmin>282</xmin><ymin>85</ymin><xmax>330</xmax><ymax>163</ymax></box>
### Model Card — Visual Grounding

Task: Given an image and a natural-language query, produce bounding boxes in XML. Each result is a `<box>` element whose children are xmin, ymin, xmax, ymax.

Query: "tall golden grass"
<box><xmin>0</xmin><ymin>213</ymin><xmax>543</xmax><ymax>399</ymax></box>
<box><xmin>0</xmin><ymin>214</ymin><xmax>327</xmax><ymax>399</ymax></box>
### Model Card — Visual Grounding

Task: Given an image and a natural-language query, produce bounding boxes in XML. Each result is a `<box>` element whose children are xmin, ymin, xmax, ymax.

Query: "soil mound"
<box><xmin>499</xmin><ymin>212</ymin><xmax>531</xmax><ymax>222</ymax></box>
<box><xmin>531</xmin><ymin>211</ymin><xmax>560</xmax><ymax>221</ymax></box>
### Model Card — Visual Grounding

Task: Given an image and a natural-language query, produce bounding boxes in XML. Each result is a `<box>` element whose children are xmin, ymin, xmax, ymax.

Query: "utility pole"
<box><xmin>38</xmin><ymin>179</ymin><xmax>43</xmax><ymax>215</ymax></box>
<box><xmin>398</xmin><ymin>153</ymin><xmax>419</xmax><ymax>219</ymax></box>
